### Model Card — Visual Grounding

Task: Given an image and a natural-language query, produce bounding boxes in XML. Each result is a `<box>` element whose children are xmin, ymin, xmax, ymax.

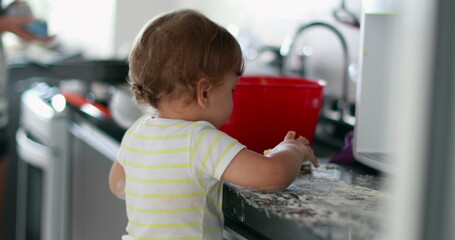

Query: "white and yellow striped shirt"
<box><xmin>117</xmin><ymin>116</ymin><xmax>245</xmax><ymax>240</ymax></box>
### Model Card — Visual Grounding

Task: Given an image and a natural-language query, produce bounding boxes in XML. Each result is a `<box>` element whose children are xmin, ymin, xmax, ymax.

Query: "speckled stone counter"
<box><xmin>223</xmin><ymin>159</ymin><xmax>389</xmax><ymax>240</ymax></box>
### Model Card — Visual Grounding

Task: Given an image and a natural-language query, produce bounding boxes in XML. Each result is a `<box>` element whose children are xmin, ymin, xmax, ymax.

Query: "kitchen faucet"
<box><xmin>281</xmin><ymin>22</ymin><xmax>352</xmax><ymax>126</ymax></box>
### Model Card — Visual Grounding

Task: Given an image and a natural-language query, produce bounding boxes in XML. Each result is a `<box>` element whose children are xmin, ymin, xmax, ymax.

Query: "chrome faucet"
<box><xmin>281</xmin><ymin>22</ymin><xmax>352</xmax><ymax>125</ymax></box>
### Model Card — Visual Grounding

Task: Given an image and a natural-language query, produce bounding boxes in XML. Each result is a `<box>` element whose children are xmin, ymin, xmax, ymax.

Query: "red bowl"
<box><xmin>220</xmin><ymin>76</ymin><xmax>326</xmax><ymax>153</ymax></box>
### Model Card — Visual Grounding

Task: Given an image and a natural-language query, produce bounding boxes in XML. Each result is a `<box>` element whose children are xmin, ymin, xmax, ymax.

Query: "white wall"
<box><xmin>113</xmin><ymin>0</ymin><xmax>182</xmax><ymax>58</ymax></box>
<box><xmin>112</xmin><ymin>0</ymin><xmax>356</xmax><ymax>57</ymax></box>
<box><xmin>109</xmin><ymin>0</ymin><xmax>362</xmax><ymax>101</ymax></box>
<box><xmin>46</xmin><ymin>0</ymin><xmax>360</xmax><ymax>60</ymax></box>
<box><xmin>3</xmin><ymin>0</ymin><xmax>362</xmax><ymax>101</ymax></box>
<box><xmin>47</xmin><ymin>0</ymin><xmax>117</xmax><ymax>59</ymax></box>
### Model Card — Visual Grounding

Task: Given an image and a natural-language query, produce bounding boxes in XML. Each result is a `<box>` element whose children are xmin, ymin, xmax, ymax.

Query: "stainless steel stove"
<box><xmin>16</xmin><ymin>82</ymin><xmax>70</xmax><ymax>240</ymax></box>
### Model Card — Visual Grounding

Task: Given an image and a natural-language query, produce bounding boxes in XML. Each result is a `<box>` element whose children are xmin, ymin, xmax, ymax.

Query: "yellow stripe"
<box><xmin>198</xmin><ymin>133</ymin><xmax>223</xmax><ymax>189</ymax></box>
<box><xmin>138</xmin><ymin>119</ymin><xmax>168</xmax><ymax>128</ymax></box>
<box><xmin>140</xmin><ymin>120</ymin><xmax>201</xmax><ymax>129</ymax></box>
<box><xmin>203</xmin><ymin>227</ymin><xmax>222</xmax><ymax>232</ymax></box>
<box><xmin>126</xmin><ymin>189</ymin><xmax>204</xmax><ymax>199</ymax></box>
<box><xmin>213</xmin><ymin>183</ymin><xmax>223</xmax><ymax>192</ymax></box>
<box><xmin>121</xmin><ymin>159</ymin><xmax>189</xmax><ymax>169</ymax></box>
<box><xmin>125</xmin><ymin>128</ymin><xmax>133</xmax><ymax>135</ymax></box>
<box><xmin>141</xmin><ymin>122</ymin><xmax>169</xmax><ymax>128</ymax></box>
<box><xmin>189</xmin><ymin>129</ymin><xmax>210</xmax><ymax>163</ymax></box>
<box><xmin>126</xmin><ymin>175</ymin><xmax>195</xmax><ymax>184</ymax></box>
<box><xmin>130</xmin><ymin>232</ymin><xmax>202</xmax><ymax>240</ymax></box>
<box><xmin>122</xmin><ymin>146</ymin><xmax>189</xmax><ymax>154</ymax></box>
<box><xmin>203</xmin><ymin>211</ymin><xmax>216</xmax><ymax>218</ymax></box>
<box><xmin>173</xmin><ymin>122</ymin><xmax>202</xmax><ymax>128</ymax></box>
<box><xmin>130</xmin><ymin>221</ymin><xmax>202</xmax><ymax>228</ymax></box>
<box><xmin>127</xmin><ymin>205</ymin><xmax>203</xmax><ymax>214</ymax></box>
<box><xmin>213</xmin><ymin>140</ymin><xmax>239</xmax><ymax>177</ymax></box>
<box><xmin>206</xmin><ymin>197</ymin><xmax>222</xmax><ymax>208</ymax></box>
<box><xmin>127</xmin><ymin>131</ymin><xmax>193</xmax><ymax>140</ymax></box>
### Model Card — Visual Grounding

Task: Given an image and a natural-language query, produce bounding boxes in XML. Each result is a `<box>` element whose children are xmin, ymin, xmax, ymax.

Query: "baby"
<box><xmin>109</xmin><ymin>9</ymin><xmax>318</xmax><ymax>240</ymax></box>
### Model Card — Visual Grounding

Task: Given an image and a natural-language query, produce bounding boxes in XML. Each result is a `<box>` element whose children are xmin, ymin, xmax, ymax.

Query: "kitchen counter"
<box><xmin>69</xmin><ymin>106</ymin><xmax>389</xmax><ymax>240</ymax></box>
<box><xmin>223</xmin><ymin>159</ymin><xmax>389</xmax><ymax>240</ymax></box>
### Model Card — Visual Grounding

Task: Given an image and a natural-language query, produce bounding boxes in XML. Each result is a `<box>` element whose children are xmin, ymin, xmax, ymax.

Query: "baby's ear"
<box><xmin>196</xmin><ymin>77</ymin><xmax>211</xmax><ymax>108</ymax></box>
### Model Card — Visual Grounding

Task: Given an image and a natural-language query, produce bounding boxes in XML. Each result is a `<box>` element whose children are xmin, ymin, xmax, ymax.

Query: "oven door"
<box><xmin>16</xmin><ymin>127</ymin><xmax>52</xmax><ymax>240</ymax></box>
<box><xmin>16</xmin><ymin>128</ymin><xmax>69</xmax><ymax>240</ymax></box>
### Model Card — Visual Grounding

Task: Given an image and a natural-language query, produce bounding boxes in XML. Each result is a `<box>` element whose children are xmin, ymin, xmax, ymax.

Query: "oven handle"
<box><xmin>16</xmin><ymin>127</ymin><xmax>52</xmax><ymax>170</ymax></box>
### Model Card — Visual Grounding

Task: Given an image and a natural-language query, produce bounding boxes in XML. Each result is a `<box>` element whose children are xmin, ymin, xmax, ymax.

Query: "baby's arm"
<box><xmin>109</xmin><ymin>160</ymin><xmax>126</xmax><ymax>199</ymax></box>
<box><xmin>222</xmin><ymin>131</ymin><xmax>318</xmax><ymax>192</ymax></box>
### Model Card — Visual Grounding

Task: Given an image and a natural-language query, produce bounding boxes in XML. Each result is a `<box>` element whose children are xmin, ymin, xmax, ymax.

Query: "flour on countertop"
<box><xmin>228</xmin><ymin>164</ymin><xmax>389</xmax><ymax>240</ymax></box>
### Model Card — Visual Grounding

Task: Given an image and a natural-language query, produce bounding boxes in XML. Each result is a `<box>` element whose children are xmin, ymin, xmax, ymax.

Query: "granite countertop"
<box><xmin>223</xmin><ymin>159</ymin><xmax>389</xmax><ymax>240</ymax></box>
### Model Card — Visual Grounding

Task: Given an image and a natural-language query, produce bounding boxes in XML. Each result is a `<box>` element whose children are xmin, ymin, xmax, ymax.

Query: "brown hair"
<box><xmin>128</xmin><ymin>9</ymin><xmax>244</xmax><ymax>108</ymax></box>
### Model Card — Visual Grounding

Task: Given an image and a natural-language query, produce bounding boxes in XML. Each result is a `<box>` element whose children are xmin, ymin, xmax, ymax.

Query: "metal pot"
<box><xmin>109</xmin><ymin>84</ymin><xmax>155</xmax><ymax>129</ymax></box>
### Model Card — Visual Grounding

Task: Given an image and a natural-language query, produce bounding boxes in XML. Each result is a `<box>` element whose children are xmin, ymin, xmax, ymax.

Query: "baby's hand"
<box><xmin>265</xmin><ymin>131</ymin><xmax>319</xmax><ymax>167</ymax></box>
<box><xmin>295</xmin><ymin>134</ymin><xmax>318</xmax><ymax>168</ymax></box>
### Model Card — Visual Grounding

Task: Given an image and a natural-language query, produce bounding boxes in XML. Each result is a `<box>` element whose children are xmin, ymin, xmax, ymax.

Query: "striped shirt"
<box><xmin>117</xmin><ymin>116</ymin><xmax>245</xmax><ymax>240</ymax></box>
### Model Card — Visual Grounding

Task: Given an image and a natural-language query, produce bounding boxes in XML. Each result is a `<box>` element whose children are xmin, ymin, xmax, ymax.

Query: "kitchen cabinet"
<box><xmin>69</xmin><ymin>115</ymin><xmax>127</xmax><ymax>239</ymax></box>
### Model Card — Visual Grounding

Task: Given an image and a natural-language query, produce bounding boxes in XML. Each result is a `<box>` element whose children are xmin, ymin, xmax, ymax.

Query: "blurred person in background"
<box><xmin>0</xmin><ymin>0</ymin><xmax>53</xmax><ymax>236</ymax></box>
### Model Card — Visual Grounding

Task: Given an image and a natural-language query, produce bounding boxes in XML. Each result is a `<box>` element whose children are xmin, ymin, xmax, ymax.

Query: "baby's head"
<box><xmin>128</xmin><ymin>9</ymin><xmax>244</xmax><ymax>109</ymax></box>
